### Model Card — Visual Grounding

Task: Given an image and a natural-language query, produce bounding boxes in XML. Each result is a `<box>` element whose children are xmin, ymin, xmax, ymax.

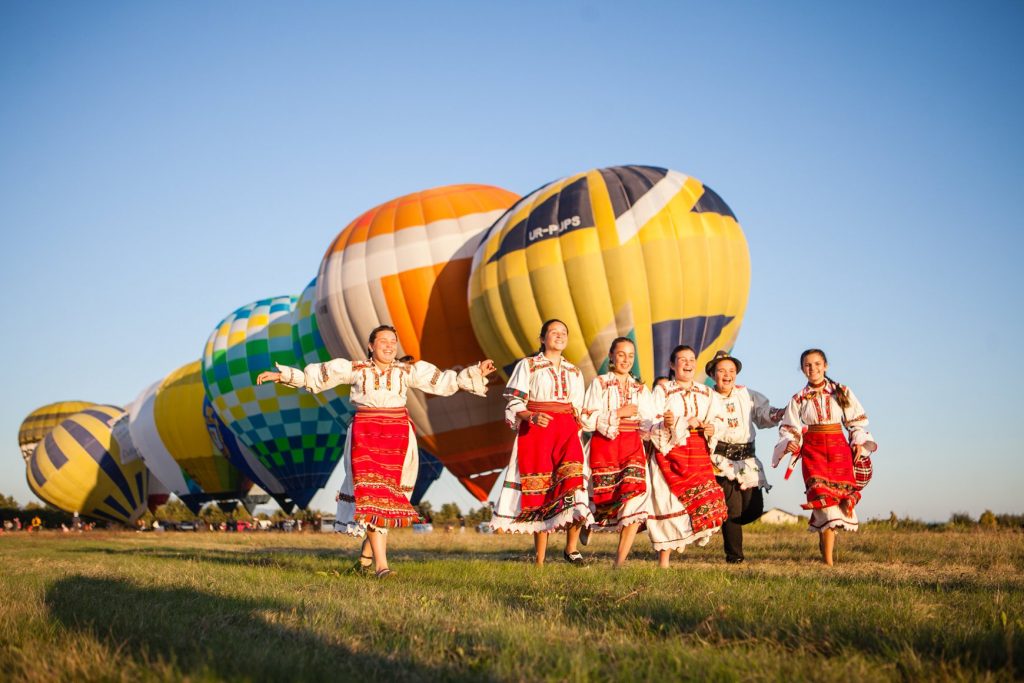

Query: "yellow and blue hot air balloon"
<box><xmin>202</xmin><ymin>296</ymin><xmax>345</xmax><ymax>509</ymax></box>
<box><xmin>26</xmin><ymin>405</ymin><xmax>148</xmax><ymax>524</ymax></box>
<box><xmin>468</xmin><ymin>165</ymin><xmax>750</xmax><ymax>385</ymax></box>
<box><xmin>127</xmin><ymin>361</ymin><xmax>252</xmax><ymax>513</ymax></box>
<box><xmin>18</xmin><ymin>401</ymin><xmax>96</xmax><ymax>461</ymax></box>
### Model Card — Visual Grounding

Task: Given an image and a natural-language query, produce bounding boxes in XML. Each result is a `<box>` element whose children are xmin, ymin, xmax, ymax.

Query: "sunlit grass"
<box><xmin>0</xmin><ymin>526</ymin><xmax>1020</xmax><ymax>681</ymax></box>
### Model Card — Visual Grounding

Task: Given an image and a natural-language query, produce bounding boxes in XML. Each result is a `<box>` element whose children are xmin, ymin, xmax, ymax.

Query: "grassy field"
<box><xmin>0</xmin><ymin>525</ymin><xmax>1021</xmax><ymax>682</ymax></box>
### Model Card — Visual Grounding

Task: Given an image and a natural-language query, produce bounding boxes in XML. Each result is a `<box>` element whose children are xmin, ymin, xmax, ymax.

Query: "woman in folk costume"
<box><xmin>705</xmin><ymin>350</ymin><xmax>784</xmax><ymax>564</ymax></box>
<box><xmin>647</xmin><ymin>345</ymin><xmax>729</xmax><ymax>567</ymax></box>
<box><xmin>772</xmin><ymin>348</ymin><xmax>877</xmax><ymax>566</ymax></box>
<box><xmin>579</xmin><ymin>337</ymin><xmax>657</xmax><ymax>568</ymax></box>
<box><xmin>258</xmin><ymin>325</ymin><xmax>495</xmax><ymax>578</ymax></box>
<box><xmin>490</xmin><ymin>319</ymin><xmax>592</xmax><ymax>566</ymax></box>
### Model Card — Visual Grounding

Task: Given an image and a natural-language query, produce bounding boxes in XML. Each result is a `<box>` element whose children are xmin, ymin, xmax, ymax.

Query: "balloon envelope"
<box><xmin>315</xmin><ymin>184</ymin><xmax>520</xmax><ymax>499</ymax></box>
<box><xmin>202</xmin><ymin>296</ymin><xmax>345</xmax><ymax>509</ymax></box>
<box><xmin>127</xmin><ymin>361</ymin><xmax>251</xmax><ymax>512</ymax></box>
<box><xmin>18</xmin><ymin>401</ymin><xmax>96</xmax><ymax>461</ymax></box>
<box><xmin>468</xmin><ymin>165</ymin><xmax>750</xmax><ymax>385</ymax></box>
<box><xmin>27</xmin><ymin>405</ymin><xmax>148</xmax><ymax>524</ymax></box>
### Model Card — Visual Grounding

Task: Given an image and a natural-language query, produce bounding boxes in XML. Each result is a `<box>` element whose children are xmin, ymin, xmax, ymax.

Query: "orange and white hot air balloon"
<box><xmin>315</xmin><ymin>184</ymin><xmax>519</xmax><ymax>500</ymax></box>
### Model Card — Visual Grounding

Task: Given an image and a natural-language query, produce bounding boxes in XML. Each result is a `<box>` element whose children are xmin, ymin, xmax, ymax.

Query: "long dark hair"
<box><xmin>800</xmin><ymin>348</ymin><xmax>850</xmax><ymax>409</ymax></box>
<box><xmin>536</xmin><ymin>319</ymin><xmax>567</xmax><ymax>355</ymax></box>
<box><xmin>667</xmin><ymin>345</ymin><xmax>695</xmax><ymax>380</ymax></box>
<box><xmin>367</xmin><ymin>324</ymin><xmax>398</xmax><ymax>360</ymax></box>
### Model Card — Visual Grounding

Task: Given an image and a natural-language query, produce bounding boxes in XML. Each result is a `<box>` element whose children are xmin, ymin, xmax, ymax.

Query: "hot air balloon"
<box><xmin>18</xmin><ymin>401</ymin><xmax>96</xmax><ymax>460</ymax></box>
<box><xmin>293</xmin><ymin>279</ymin><xmax>356</xmax><ymax>428</ymax></box>
<box><xmin>314</xmin><ymin>184</ymin><xmax>520</xmax><ymax>499</ymax></box>
<box><xmin>26</xmin><ymin>405</ymin><xmax>148</xmax><ymax>524</ymax></box>
<box><xmin>468</xmin><ymin>165</ymin><xmax>750</xmax><ymax>386</ymax></box>
<box><xmin>127</xmin><ymin>361</ymin><xmax>252</xmax><ymax>513</ymax></box>
<box><xmin>202</xmin><ymin>296</ymin><xmax>346</xmax><ymax>509</ymax></box>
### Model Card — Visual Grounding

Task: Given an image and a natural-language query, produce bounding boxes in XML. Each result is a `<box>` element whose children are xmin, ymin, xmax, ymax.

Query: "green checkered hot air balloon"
<box><xmin>201</xmin><ymin>295</ymin><xmax>346</xmax><ymax>509</ymax></box>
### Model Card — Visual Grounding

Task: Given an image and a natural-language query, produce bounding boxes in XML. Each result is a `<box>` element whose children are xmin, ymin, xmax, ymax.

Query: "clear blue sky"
<box><xmin>2</xmin><ymin>1</ymin><xmax>1022</xmax><ymax>522</ymax></box>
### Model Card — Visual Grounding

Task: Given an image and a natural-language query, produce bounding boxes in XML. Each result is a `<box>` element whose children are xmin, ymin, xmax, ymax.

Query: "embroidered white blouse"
<box><xmin>772</xmin><ymin>382</ymin><xmax>877</xmax><ymax>466</ymax></box>
<box><xmin>649</xmin><ymin>380</ymin><xmax>726</xmax><ymax>455</ymax></box>
<box><xmin>580</xmin><ymin>373</ymin><xmax>657</xmax><ymax>439</ymax></box>
<box><xmin>274</xmin><ymin>358</ymin><xmax>488</xmax><ymax>407</ymax></box>
<box><xmin>502</xmin><ymin>354</ymin><xmax>585</xmax><ymax>429</ymax></box>
<box><xmin>716</xmin><ymin>387</ymin><xmax>783</xmax><ymax>445</ymax></box>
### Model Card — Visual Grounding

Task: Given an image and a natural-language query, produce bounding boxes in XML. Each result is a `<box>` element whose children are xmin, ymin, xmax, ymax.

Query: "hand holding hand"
<box><xmin>663</xmin><ymin>409</ymin><xmax>675</xmax><ymax>428</ymax></box>
<box><xmin>478</xmin><ymin>359</ymin><xmax>496</xmax><ymax>376</ymax></box>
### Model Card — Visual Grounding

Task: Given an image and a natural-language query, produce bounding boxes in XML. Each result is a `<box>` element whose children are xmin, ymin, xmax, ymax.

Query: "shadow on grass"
<box><xmin>45</xmin><ymin>575</ymin><xmax>469</xmax><ymax>682</ymax></box>
<box><xmin>65</xmin><ymin>544</ymin><xmax>530</xmax><ymax>570</ymax></box>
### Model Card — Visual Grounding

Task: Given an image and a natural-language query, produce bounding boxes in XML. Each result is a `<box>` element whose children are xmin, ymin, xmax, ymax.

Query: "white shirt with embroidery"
<box><xmin>772</xmin><ymin>382</ymin><xmax>877</xmax><ymax>467</ymax></box>
<box><xmin>649</xmin><ymin>380</ymin><xmax>726</xmax><ymax>455</ymax></box>
<box><xmin>275</xmin><ymin>358</ymin><xmax>488</xmax><ymax>406</ymax></box>
<box><xmin>712</xmin><ymin>386</ymin><xmax>783</xmax><ymax>489</ymax></box>
<box><xmin>502</xmin><ymin>354</ymin><xmax>585</xmax><ymax>429</ymax></box>
<box><xmin>580</xmin><ymin>373</ymin><xmax>657</xmax><ymax>439</ymax></box>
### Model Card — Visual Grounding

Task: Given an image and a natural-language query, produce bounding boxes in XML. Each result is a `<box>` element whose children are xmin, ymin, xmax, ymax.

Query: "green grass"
<box><xmin>1</xmin><ymin>526</ymin><xmax>1021</xmax><ymax>682</ymax></box>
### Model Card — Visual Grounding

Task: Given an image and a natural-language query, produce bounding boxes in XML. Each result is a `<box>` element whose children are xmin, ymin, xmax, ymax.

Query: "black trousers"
<box><xmin>716</xmin><ymin>476</ymin><xmax>764</xmax><ymax>561</ymax></box>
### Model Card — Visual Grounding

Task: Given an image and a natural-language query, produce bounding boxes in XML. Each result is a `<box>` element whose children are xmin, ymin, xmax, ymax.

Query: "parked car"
<box><xmin>177</xmin><ymin>521</ymin><xmax>199</xmax><ymax>531</ymax></box>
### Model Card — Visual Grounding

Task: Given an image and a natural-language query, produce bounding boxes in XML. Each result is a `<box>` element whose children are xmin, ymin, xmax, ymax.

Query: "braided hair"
<box><xmin>800</xmin><ymin>348</ymin><xmax>851</xmax><ymax>409</ymax></box>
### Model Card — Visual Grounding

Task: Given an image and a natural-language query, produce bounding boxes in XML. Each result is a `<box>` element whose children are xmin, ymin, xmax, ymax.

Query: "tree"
<box><xmin>156</xmin><ymin>500</ymin><xmax>197</xmax><ymax>523</ymax></box>
<box><xmin>0</xmin><ymin>493</ymin><xmax>19</xmax><ymax>510</ymax></box>
<box><xmin>979</xmin><ymin>510</ymin><xmax>997</xmax><ymax>530</ymax></box>
<box><xmin>434</xmin><ymin>503</ymin><xmax>463</xmax><ymax>526</ymax></box>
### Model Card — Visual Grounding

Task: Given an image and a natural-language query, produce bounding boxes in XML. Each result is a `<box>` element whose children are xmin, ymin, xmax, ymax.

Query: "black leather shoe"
<box><xmin>726</xmin><ymin>557</ymin><xmax>744</xmax><ymax>565</ymax></box>
<box><xmin>563</xmin><ymin>550</ymin><xmax>584</xmax><ymax>565</ymax></box>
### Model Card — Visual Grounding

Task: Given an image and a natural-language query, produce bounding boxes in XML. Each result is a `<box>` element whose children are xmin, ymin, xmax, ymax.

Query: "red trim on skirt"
<box><xmin>350</xmin><ymin>407</ymin><xmax>418</xmax><ymax>528</ymax></box>
<box><xmin>589</xmin><ymin>426</ymin><xmax>646</xmax><ymax>526</ymax></box>
<box><xmin>514</xmin><ymin>401</ymin><xmax>585</xmax><ymax>523</ymax></box>
<box><xmin>654</xmin><ymin>431</ymin><xmax>727</xmax><ymax>533</ymax></box>
<box><xmin>799</xmin><ymin>430</ymin><xmax>860</xmax><ymax>511</ymax></box>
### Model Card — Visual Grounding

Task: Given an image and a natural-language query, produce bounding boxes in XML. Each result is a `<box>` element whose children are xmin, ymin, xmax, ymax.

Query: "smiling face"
<box><xmin>671</xmin><ymin>348</ymin><xmax>697</xmax><ymax>383</ymax></box>
<box><xmin>713</xmin><ymin>359</ymin><xmax>739</xmax><ymax>392</ymax></box>
<box><xmin>541</xmin><ymin>321</ymin><xmax>568</xmax><ymax>354</ymax></box>
<box><xmin>609</xmin><ymin>340</ymin><xmax>635</xmax><ymax>376</ymax></box>
<box><xmin>801</xmin><ymin>351</ymin><xmax>828</xmax><ymax>384</ymax></box>
<box><xmin>369</xmin><ymin>329</ymin><xmax>399</xmax><ymax>364</ymax></box>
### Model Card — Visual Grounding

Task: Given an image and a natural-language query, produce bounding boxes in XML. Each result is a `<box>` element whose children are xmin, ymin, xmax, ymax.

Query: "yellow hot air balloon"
<box><xmin>27</xmin><ymin>405</ymin><xmax>148</xmax><ymax>524</ymax></box>
<box><xmin>18</xmin><ymin>401</ymin><xmax>96</xmax><ymax>460</ymax></box>
<box><xmin>469</xmin><ymin>165</ymin><xmax>750</xmax><ymax>385</ymax></box>
<box><xmin>128</xmin><ymin>360</ymin><xmax>251</xmax><ymax>511</ymax></box>
<box><xmin>315</xmin><ymin>184</ymin><xmax>520</xmax><ymax>499</ymax></box>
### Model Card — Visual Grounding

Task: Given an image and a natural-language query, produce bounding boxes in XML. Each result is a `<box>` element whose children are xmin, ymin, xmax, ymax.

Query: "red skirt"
<box><xmin>590</xmin><ymin>423</ymin><xmax>647</xmax><ymax>526</ymax></box>
<box><xmin>800</xmin><ymin>425</ymin><xmax>860</xmax><ymax>511</ymax></box>
<box><xmin>349</xmin><ymin>407</ymin><xmax>418</xmax><ymax>528</ymax></box>
<box><xmin>654</xmin><ymin>430</ymin><xmax>727</xmax><ymax>534</ymax></box>
<box><xmin>514</xmin><ymin>401</ymin><xmax>585</xmax><ymax>523</ymax></box>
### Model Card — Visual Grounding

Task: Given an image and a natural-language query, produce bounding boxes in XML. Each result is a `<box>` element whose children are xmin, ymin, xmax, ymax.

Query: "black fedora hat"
<box><xmin>705</xmin><ymin>350</ymin><xmax>742</xmax><ymax>377</ymax></box>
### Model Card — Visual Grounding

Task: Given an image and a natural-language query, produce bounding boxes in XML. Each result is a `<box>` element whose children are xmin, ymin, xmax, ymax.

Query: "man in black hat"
<box><xmin>706</xmin><ymin>350</ymin><xmax>784</xmax><ymax>564</ymax></box>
